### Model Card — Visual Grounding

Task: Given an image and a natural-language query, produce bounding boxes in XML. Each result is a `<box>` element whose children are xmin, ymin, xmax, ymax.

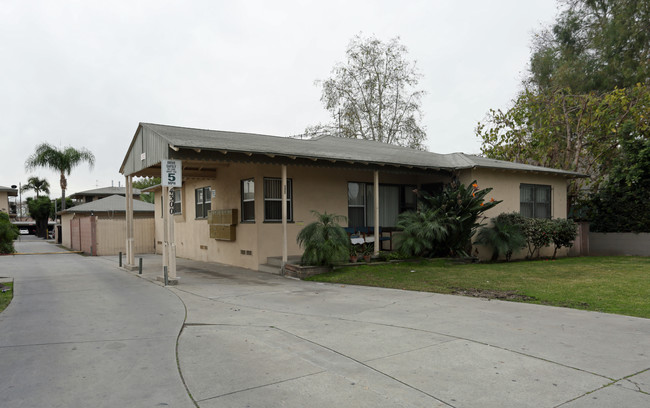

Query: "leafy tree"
<box><xmin>21</xmin><ymin>176</ymin><xmax>50</xmax><ymax>198</ymax></box>
<box><xmin>296</xmin><ymin>211</ymin><xmax>349</xmax><ymax>266</ymax></box>
<box><xmin>50</xmin><ymin>197</ymin><xmax>75</xmax><ymax>220</ymax></box>
<box><xmin>311</xmin><ymin>34</ymin><xmax>426</xmax><ymax>149</ymax></box>
<box><xmin>477</xmin><ymin>0</ymin><xmax>650</xmax><ymax>203</ymax></box>
<box><xmin>25</xmin><ymin>143</ymin><xmax>95</xmax><ymax>211</ymax></box>
<box><xmin>528</xmin><ymin>0</ymin><xmax>650</xmax><ymax>93</ymax></box>
<box><xmin>0</xmin><ymin>212</ymin><xmax>18</xmax><ymax>254</ymax></box>
<box><xmin>587</xmin><ymin>137</ymin><xmax>650</xmax><ymax>232</ymax></box>
<box><xmin>477</xmin><ymin>84</ymin><xmax>650</xmax><ymax>195</ymax></box>
<box><xmin>133</xmin><ymin>177</ymin><xmax>160</xmax><ymax>203</ymax></box>
<box><xmin>396</xmin><ymin>181</ymin><xmax>501</xmax><ymax>258</ymax></box>
<box><xmin>26</xmin><ymin>196</ymin><xmax>52</xmax><ymax>238</ymax></box>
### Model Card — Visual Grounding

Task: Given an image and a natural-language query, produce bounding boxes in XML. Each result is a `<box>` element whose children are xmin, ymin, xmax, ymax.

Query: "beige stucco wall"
<box><xmin>0</xmin><ymin>191</ymin><xmax>10</xmax><ymax>215</ymax></box>
<box><xmin>458</xmin><ymin>168</ymin><xmax>571</xmax><ymax>259</ymax></box>
<box><xmin>154</xmin><ymin>162</ymin><xmax>449</xmax><ymax>270</ymax></box>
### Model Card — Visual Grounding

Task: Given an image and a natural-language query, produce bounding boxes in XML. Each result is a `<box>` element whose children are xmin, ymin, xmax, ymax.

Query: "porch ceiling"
<box><xmin>130</xmin><ymin>159</ymin><xmax>227</xmax><ymax>179</ymax></box>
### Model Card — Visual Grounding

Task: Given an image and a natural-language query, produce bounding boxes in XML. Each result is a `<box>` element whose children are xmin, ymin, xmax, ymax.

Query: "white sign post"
<box><xmin>162</xmin><ymin>159</ymin><xmax>182</xmax><ymax>187</ymax></box>
<box><xmin>161</xmin><ymin>160</ymin><xmax>181</xmax><ymax>284</ymax></box>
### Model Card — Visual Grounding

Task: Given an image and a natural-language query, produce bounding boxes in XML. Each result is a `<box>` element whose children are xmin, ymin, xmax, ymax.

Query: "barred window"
<box><xmin>264</xmin><ymin>178</ymin><xmax>292</xmax><ymax>222</ymax></box>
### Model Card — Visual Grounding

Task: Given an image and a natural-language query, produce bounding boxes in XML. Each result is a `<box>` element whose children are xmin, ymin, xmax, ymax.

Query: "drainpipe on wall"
<box><xmin>374</xmin><ymin>170</ymin><xmax>379</xmax><ymax>256</ymax></box>
<box><xmin>281</xmin><ymin>164</ymin><xmax>288</xmax><ymax>274</ymax></box>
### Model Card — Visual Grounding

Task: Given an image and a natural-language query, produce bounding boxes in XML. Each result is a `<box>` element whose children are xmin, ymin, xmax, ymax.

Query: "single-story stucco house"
<box><xmin>60</xmin><ymin>194</ymin><xmax>155</xmax><ymax>256</ymax></box>
<box><xmin>70</xmin><ymin>186</ymin><xmax>142</xmax><ymax>203</ymax></box>
<box><xmin>119</xmin><ymin>122</ymin><xmax>583</xmax><ymax>272</ymax></box>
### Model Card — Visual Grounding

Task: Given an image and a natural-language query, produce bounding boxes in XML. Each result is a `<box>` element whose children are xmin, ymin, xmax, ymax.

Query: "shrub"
<box><xmin>396</xmin><ymin>207</ymin><xmax>451</xmax><ymax>258</ymax></box>
<box><xmin>549</xmin><ymin>218</ymin><xmax>578</xmax><ymax>259</ymax></box>
<box><xmin>492</xmin><ymin>212</ymin><xmax>576</xmax><ymax>259</ymax></box>
<box><xmin>476</xmin><ymin>216</ymin><xmax>526</xmax><ymax>261</ymax></box>
<box><xmin>521</xmin><ymin>218</ymin><xmax>553</xmax><ymax>258</ymax></box>
<box><xmin>0</xmin><ymin>212</ymin><xmax>18</xmax><ymax>254</ymax></box>
<box><xmin>396</xmin><ymin>180</ymin><xmax>501</xmax><ymax>257</ymax></box>
<box><xmin>296</xmin><ymin>211</ymin><xmax>349</xmax><ymax>266</ymax></box>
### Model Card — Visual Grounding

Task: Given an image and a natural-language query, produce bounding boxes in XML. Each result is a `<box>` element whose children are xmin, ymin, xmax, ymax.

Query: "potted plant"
<box><xmin>362</xmin><ymin>243</ymin><xmax>373</xmax><ymax>262</ymax></box>
<box><xmin>349</xmin><ymin>245</ymin><xmax>359</xmax><ymax>263</ymax></box>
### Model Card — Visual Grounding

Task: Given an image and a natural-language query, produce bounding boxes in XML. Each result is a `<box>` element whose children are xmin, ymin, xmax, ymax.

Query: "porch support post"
<box><xmin>125</xmin><ymin>175</ymin><xmax>135</xmax><ymax>267</ymax></box>
<box><xmin>167</xmin><ymin>187</ymin><xmax>177</xmax><ymax>281</ymax></box>
<box><xmin>281</xmin><ymin>164</ymin><xmax>288</xmax><ymax>271</ymax></box>
<box><xmin>374</xmin><ymin>170</ymin><xmax>379</xmax><ymax>256</ymax></box>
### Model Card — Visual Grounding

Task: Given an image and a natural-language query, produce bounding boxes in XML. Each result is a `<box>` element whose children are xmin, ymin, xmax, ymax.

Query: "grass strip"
<box><xmin>0</xmin><ymin>282</ymin><xmax>13</xmax><ymax>314</ymax></box>
<box><xmin>307</xmin><ymin>256</ymin><xmax>650</xmax><ymax>319</ymax></box>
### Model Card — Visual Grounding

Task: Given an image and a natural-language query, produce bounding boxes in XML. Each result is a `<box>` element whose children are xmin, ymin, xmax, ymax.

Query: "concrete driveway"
<box><xmin>0</xmin><ymin>241</ymin><xmax>194</xmax><ymax>407</ymax></box>
<box><xmin>124</xmin><ymin>254</ymin><xmax>650</xmax><ymax>408</ymax></box>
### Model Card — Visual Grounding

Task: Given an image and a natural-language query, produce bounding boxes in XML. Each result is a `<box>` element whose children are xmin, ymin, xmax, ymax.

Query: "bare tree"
<box><xmin>313</xmin><ymin>34</ymin><xmax>427</xmax><ymax>149</ymax></box>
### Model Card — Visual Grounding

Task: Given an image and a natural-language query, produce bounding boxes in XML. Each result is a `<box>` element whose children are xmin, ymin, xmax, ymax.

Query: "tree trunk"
<box><xmin>60</xmin><ymin>173</ymin><xmax>67</xmax><ymax>211</ymax></box>
<box><xmin>36</xmin><ymin>218</ymin><xmax>47</xmax><ymax>238</ymax></box>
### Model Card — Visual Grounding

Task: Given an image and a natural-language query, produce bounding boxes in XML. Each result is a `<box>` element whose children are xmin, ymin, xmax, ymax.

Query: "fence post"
<box><xmin>119</xmin><ymin>252</ymin><xmax>122</xmax><ymax>267</ymax></box>
<box><xmin>138</xmin><ymin>257</ymin><xmax>143</xmax><ymax>275</ymax></box>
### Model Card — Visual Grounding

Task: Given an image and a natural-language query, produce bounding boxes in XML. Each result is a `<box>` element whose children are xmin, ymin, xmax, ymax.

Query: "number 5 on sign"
<box><xmin>162</xmin><ymin>159</ymin><xmax>182</xmax><ymax>187</ymax></box>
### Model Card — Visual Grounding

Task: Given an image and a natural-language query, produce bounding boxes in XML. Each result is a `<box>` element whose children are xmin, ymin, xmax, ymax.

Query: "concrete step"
<box><xmin>258</xmin><ymin>263</ymin><xmax>281</xmax><ymax>275</ymax></box>
<box><xmin>266</xmin><ymin>255</ymin><xmax>301</xmax><ymax>267</ymax></box>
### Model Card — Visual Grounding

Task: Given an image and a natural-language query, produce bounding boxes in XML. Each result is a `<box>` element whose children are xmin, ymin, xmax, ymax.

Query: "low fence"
<box><xmin>588</xmin><ymin>232</ymin><xmax>650</xmax><ymax>256</ymax></box>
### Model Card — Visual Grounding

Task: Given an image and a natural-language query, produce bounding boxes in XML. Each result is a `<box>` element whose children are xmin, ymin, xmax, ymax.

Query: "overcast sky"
<box><xmin>1</xmin><ymin>0</ymin><xmax>558</xmax><ymax>198</ymax></box>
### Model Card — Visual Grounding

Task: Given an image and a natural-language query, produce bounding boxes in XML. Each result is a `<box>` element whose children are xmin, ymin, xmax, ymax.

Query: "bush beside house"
<box><xmin>0</xmin><ymin>212</ymin><xmax>18</xmax><ymax>254</ymax></box>
<box><xmin>296</xmin><ymin>211</ymin><xmax>349</xmax><ymax>266</ymax></box>
<box><xmin>478</xmin><ymin>212</ymin><xmax>577</xmax><ymax>260</ymax></box>
<box><xmin>396</xmin><ymin>181</ymin><xmax>501</xmax><ymax>258</ymax></box>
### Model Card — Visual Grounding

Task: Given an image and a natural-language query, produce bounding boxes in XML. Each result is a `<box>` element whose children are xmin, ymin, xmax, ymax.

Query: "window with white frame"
<box><xmin>264</xmin><ymin>178</ymin><xmax>292</xmax><ymax>222</ymax></box>
<box><xmin>241</xmin><ymin>179</ymin><xmax>255</xmax><ymax>222</ymax></box>
<box><xmin>195</xmin><ymin>186</ymin><xmax>211</xmax><ymax>219</ymax></box>
<box><xmin>520</xmin><ymin>184</ymin><xmax>551</xmax><ymax>219</ymax></box>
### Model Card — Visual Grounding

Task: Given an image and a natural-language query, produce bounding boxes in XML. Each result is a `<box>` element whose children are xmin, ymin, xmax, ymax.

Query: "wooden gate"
<box><xmin>69</xmin><ymin>216</ymin><xmax>97</xmax><ymax>255</ymax></box>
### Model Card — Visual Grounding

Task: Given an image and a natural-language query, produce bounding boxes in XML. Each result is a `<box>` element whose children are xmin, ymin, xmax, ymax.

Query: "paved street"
<box><xmin>0</xmin><ymin>239</ymin><xmax>193</xmax><ymax>408</ymax></box>
<box><xmin>1</xmin><ymin>240</ymin><xmax>650</xmax><ymax>407</ymax></box>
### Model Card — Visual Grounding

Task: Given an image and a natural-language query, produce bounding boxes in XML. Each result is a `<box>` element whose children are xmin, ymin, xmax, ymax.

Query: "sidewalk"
<box><xmin>108</xmin><ymin>254</ymin><xmax>650</xmax><ymax>408</ymax></box>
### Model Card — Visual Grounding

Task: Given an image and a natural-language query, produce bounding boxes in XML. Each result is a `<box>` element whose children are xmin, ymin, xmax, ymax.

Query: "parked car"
<box><xmin>19</xmin><ymin>228</ymin><xmax>29</xmax><ymax>235</ymax></box>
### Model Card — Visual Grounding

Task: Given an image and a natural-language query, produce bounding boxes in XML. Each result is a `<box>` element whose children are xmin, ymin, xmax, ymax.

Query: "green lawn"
<box><xmin>0</xmin><ymin>282</ymin><xmax>13</xmax><ymax>313</ymax></box>
<box><xmin>307</xmin><ymin>256</ymin><xmax>650</xmax><ymax>319</ymax></box>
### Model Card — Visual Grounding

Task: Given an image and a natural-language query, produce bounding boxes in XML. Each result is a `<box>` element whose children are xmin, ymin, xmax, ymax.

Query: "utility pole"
<box><xmin>18</xmin><ymin>182</ymin><xmax>22</xmax><ymax>220</ymax></box>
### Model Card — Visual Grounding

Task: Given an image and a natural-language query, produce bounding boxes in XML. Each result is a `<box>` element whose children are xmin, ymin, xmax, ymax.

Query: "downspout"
<box><xmin>374</xmin><ymin>170</ymin><xmax>379</xmax><ymax>256</ymax></box>
<box><xmin>281</xmin><ymin>165</ymin><xmax>288</xmax><ymax>273</ymax></box>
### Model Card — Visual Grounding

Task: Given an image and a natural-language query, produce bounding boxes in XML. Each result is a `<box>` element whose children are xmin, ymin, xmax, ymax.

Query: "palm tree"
<box><xmin>25</xmin><ymin>143</ymin><xmax>95</xmax><ymax>211</ymax></box>
<box><xmin>21</xmin><ymin>176</ymin><xmax>50</xmax><ymax>198</ymax></box>
<box><xmin>296</xmin><ymin>211</ymin><xmax>349</xmax><ymax>266</ymax></box>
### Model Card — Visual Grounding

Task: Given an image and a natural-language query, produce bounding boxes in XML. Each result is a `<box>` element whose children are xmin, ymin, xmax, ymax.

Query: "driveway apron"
<box><xmin>149</xmin><ymin>256</ymin><xmax>650</xmax><ymax>408</ymax></box>
<box><xmin>0</xmin><ymin>241</ymin><xmax>193</xmax><ymax>408</ymax></box>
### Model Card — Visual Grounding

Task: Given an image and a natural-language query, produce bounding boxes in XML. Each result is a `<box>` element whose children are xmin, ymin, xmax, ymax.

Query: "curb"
<box><xmin>8</xmin><ymin>251</ymin><xmax>83</xmax><ymax>255</ymax></box>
